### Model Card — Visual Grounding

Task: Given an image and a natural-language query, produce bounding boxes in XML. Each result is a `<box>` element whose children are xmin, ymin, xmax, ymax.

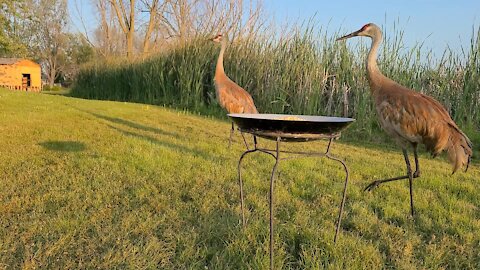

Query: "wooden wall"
<box><xmin>0</xmin><ymin>60</ymin><xmax>42</xmax><ymax>92</ymax></box>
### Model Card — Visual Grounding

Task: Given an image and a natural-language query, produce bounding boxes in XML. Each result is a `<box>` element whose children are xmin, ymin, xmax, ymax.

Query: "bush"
<box><xmin>42</xmin><ymin>85</ymin><xmax>65</xmax><ymax>92</ymax></box>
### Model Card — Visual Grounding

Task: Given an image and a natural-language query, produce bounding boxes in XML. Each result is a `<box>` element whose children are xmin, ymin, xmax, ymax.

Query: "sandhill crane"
<box><xmin>337</xmin><ymin>23</ymin><xmax>473</xmax><ymax>216</ymax></box>
<box><xmin>211</xmin><ymin>34</ymin><xmax>259</xmax><ymax>148</ymax></box>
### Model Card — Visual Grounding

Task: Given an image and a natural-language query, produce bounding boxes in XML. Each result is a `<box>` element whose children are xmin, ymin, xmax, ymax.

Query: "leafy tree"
<box><xmin>61</xmin><ymin>33</ymin><xmax>95</xmax><ymax>85</ymax></box>
<box><xmin>0</xmin><ymin>0</ymin><xmax>28</xmax><ymax>57</ymax></box>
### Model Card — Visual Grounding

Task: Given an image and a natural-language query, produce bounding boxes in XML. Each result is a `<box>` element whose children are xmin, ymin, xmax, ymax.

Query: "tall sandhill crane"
<box><xmin>211</xmin><ymin>34</ymin><xmax>259</xmax><ymax>148</ymax></box>
<box><xmin>337</xmin><ymin>23</ymin><xmax>472</xmax><ymax>216</ymax></box>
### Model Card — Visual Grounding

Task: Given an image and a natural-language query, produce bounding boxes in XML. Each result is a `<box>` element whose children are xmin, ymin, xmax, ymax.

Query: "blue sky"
<box><xmin>68</xmin><ymin>0</ymin><xmax>480</xmax><ymax>58</ymax></box>
<box><xmin>263</xmin><ymin>0</ymin><xmax>480</xmax><ymax>57</ymax></box>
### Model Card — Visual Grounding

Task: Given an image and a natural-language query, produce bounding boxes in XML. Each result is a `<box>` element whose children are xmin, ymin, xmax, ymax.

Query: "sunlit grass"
<box><xmin>0</xmin><ymin>89</ymin><xmax>478</xmax><ymax>269</ymax></box>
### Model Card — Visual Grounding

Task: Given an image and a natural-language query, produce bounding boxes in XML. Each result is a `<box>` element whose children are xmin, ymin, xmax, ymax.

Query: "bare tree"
<box><xmin>97</xmin><ymin>0</ymin><xmax>112</xmax><ymax>55</ymax></box>
<box><xmin>140</xmin><ymin>0</ymin><xmax>160</xmax><ymax>54</ymax></box>
<box><xmin>76</xmin><ymin>0</ymin><xmax>266</xmax><ymax>58</ymax></box>
<box><xmin>92</xmin><ymin>0</ymin><xmax>126</xmax><ymax>56</ymax></box>
<box><xmin>109</xmin><ymin>0</ymin><xmax>136</xmax><ymax>59</ymax></box>
<box><xmin>157</xmin><ymin>0</ymin><xmax>266</xmax><ymax>44</ymax></box>
<box><xmin>29</xmin><ymin>0</ymin><xmax>69</xmax><ymax>86</ymax></box>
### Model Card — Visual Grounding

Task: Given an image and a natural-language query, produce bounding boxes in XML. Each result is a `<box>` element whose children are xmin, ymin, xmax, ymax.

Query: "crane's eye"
<box><xmin>361</xmin><ymin>23</ymin><xmax>371</xmax><ymax>31</ymax></box>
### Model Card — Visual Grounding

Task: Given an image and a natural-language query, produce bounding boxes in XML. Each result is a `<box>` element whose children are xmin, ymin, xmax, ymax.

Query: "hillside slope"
<box><xmin>0</xmin><ymin>89</ymin><xmax>478</xmax><ymax>269</ymax></box>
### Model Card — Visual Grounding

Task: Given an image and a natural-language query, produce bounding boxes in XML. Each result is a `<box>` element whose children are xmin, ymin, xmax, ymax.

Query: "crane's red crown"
<box><xmin>211</xmin><ymin>34</ymin><xmax>224</xmax><ymax>42</ymax></box>
<box><xmin>360</xmin><ymin>23</ymin><xmax>372</xmax><ymax>31</ymax></box>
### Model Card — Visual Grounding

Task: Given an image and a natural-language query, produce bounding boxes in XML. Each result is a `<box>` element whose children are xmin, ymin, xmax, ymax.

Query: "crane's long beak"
<box><xmin>336</xmin><ymin>30</ymin><xmax>361</xmax><ymax>41</ymax></box>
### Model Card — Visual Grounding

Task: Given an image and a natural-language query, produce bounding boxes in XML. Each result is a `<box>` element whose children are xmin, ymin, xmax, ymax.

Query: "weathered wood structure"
<box><xmin>0</xmin><ymin>58</ymin><xmax>42</xmax><ymax>92</ymax></box>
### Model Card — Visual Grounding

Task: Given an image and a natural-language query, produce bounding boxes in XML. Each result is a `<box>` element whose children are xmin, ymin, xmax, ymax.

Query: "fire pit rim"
<box><xmin>228</xmin><ymin>113</ymin><xmax>355</xmax><ymax>142</ymax></box>
<box><xmin>228</xmin><ymin>113</ymin><xmax>355</xmax><ymax>122</ymax></box>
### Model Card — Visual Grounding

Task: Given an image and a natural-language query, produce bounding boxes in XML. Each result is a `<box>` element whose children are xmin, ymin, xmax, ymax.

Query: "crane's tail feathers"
<box><xmin>446</xmin><ymin>126</ymin><xmax>472</xmax><ymax>174</ymax></box>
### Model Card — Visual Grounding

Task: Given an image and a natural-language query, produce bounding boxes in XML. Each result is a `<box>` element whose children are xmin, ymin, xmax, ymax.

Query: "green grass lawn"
<box><xmin>0</xmin><ymin>88</ymin><xmax>479</xmax><ymax>269</ymax></box>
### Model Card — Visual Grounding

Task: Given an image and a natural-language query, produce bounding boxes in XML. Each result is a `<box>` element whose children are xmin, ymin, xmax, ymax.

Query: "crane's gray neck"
<box><xmin>215</xmin><ymin>40</ymin><xmax>226</xmax><ymax>77</ymax></box>
<box><xmin>366</xmin><ymin>30</ymin><xmax>387</xmax><ymax>92</ymax></box>
<box><xmin>366</xmin><ymin>32</ymin><xmax>381</xmax><ymax>77</ymax></box>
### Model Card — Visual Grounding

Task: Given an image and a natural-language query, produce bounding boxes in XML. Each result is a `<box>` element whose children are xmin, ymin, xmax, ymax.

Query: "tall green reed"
<box><xmin>71</xmin><ymin>25</ymin><xmax>480</xmax><ymax>138</ymax></box>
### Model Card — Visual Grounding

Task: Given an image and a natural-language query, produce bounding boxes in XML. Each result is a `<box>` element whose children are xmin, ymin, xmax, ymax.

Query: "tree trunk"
<box><xmin>127</xmin><ymin>0</ymin><xmax>135</xmax><ymax>59</ymax></box>
<box><xmin>142</xmin><ymin>0</ymin><xmax>159</xmax><ymax>55</ymax></box>
<box><xmin>126</xmin><ymin>31</ymin><xmax>133</xmax><ymax>59</ymax></box>
<box><xmin>48</xmin><ymin>58</ymin><xmax>57</xmax><ymax>86</ymax></box>
<box><xmin>110</xmin><ymin>0</ymin><xmax>135</xmax><ymax>59</ymax></box>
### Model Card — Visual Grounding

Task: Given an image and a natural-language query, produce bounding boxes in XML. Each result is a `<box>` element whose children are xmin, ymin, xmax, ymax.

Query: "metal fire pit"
<box><xmin>229</xmin><ymin>113</ymin><xmax>355</xmax><ymax>270</ymax></box>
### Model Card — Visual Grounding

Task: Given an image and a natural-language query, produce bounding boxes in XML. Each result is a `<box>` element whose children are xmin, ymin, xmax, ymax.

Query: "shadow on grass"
<box><xmin>92</xmin><ymin>112</ymin><xmax>179</xmax><ymax>137</ymax></box>
<box><xmin>107</xmin><ymin>124</ymin><xmax>219</xmax><ymax>161</ymax></box>
<box><xmin>71</xmin><ymin>106</ymin><xmax>223</xmax><ymax>161</ymax></box>
<box><xmin>149</xmin><ymin>201</ymin><xmax>243</xmax><ymax>267</ymax></box>
<box><xmin>39</xmin><ymin>141</ymin><xmax>86</xmax><ymax>152</ymax></box>
<box><xmin>74</xmin><ymin>107</ymin><xmax>179</xmax><ymax>138</ymax></box>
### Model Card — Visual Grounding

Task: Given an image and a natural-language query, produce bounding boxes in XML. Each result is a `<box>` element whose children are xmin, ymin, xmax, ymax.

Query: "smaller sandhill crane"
<box><xmin>211</xmin><ymin>34</ymin><xmax>259</xmax><ymax>147</ymax></box>
<box><xmin>337</xmin><ymin>23</ymin><xmax>473</xmax><ymax>216</ymax></box>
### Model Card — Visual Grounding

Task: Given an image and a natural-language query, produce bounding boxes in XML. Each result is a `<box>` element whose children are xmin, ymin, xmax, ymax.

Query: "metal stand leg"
<box><xmin>326</xmin><ymin>154</ymin><xmax>349</xmax><ymax>243</ymax></box>
<box><xmin>236</xmin><ymin>134</ymin><xmax>350</xmax><ymax>268</ymax></box>
<box><xmin>269</xmin><ymin>137</ymin><xmax>281</xmax><ymax>270</ymax></box>
<box><xmin>238</xmin><ymin>149</ymin><xmax>257</xmax><ymax>227</ymax></box>
<box><xmin>237</xmin><ymin>135</ymin><xmax>274</xmax><ymax>228</ymax></box>
<box><xmin>324</xmin><ymin>138</ymin><xmax>350</xmax><ymax>243</ymax></box>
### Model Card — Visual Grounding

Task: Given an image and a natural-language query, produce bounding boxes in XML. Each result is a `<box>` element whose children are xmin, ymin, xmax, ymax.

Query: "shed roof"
<box><xmin>0</xmin><ymin>58</ymin><xmax>23</xmax><ymax>65</ymax></box>
<box><xmin>0</xmin><ymin>58</ymin><xmax>40</xmax><ymax>68</ymax></box>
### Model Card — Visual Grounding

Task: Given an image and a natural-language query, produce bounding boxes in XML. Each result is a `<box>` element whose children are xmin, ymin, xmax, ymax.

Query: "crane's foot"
<box><xmin>363</xmin><ymin>175</ymin><xmax>409</xmax><ymax>192</ymax></box>
<box><xmin>364</xmin><ymin>172</ymin><xmax>420</xmax><ymax>192</ymax></box>
<box><xmin>364</xmin><ymin>180</ymin><xmax>382</xmax><ymax>192</ymax></box>
<box><xmin>363</xmin><ymin>180</ymin><xmax>385</xmax><ymax>192</ymax></box>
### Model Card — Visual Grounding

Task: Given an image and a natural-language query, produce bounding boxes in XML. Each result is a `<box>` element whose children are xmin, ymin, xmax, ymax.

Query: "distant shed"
<box><xmin>0</xmin><ymin>58</ymin><xmax>42</xmax><ymax>92</ymax></box>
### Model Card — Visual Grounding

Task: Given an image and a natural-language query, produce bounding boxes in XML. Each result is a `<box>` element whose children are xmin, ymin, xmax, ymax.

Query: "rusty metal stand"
<box><xmin>237</xmin><ymin>132</ymin><xmax>350</xmax><ymax>270</ymax></box>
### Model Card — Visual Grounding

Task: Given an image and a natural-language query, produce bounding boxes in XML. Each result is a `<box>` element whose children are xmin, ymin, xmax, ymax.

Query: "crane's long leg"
<box><xmin>413</xmin><ymin>144</ymin><xmax>420</xmax><ymax>178</ymax></box>
<box><xmin>240</xmin><ymin>132</ymin><xmax>250</xmax><ymax>150</ymax></box>
<box><xmin>404</xmin><ymin>149</ymin><xmax>415</xmax><ymax>217</ymax></box>
<box><xmin>364</xmin><ymin>149</ymin><xmax>416</xmax><ymax>216</ymax></box>
<box><xmin>228</xmin><ymin>122</ymin><xmax>234</xmax><ymax>148</ymax></box>
<box><xmin>228</xmin><ymin>122</ymin><xmax>251</xmax><ymax>150</ymax></box>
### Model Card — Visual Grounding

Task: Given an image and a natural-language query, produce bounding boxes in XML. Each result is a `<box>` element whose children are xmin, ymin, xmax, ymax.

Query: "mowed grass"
<box><xmin>0</xmin><ymin>89</ymin><xmax>479</xmax><ymax>269</ymax></box>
